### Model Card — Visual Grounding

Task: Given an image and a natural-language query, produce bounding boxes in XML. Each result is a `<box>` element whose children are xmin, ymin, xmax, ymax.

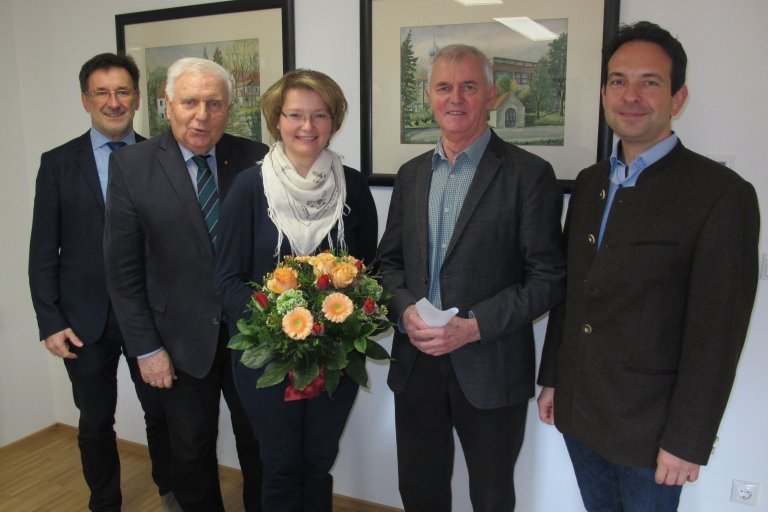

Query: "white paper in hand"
<box><xmin>414</xmin><ymin>298</ymin><xmax>459</xmax><ymax>328</ymax></box>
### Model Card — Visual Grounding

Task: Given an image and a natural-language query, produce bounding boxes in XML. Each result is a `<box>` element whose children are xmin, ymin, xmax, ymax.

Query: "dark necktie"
<box><xmin>192</xmin><ymin>155</ymin><xmax>220</xmax><ymax>249</ymax></box>
<box><xmin>106</xmin><ymin>141</ymin><xmax>126</xmax><ymax>152</ymax></box>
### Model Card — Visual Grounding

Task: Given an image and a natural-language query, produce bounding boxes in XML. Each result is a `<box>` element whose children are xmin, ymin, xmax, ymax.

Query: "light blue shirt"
<box><xmin>427</xmin><ymin>128</ymin><xmax>491</xmax><ymax>309</ymax></box>
<box><xmin>597</xmin><ymin>133</ymin><xmax>678</xmax><ymax>247</ymax></box>
<box><xmin>90</xmin><ymin>129</ymin><xmax>136</xmax><ymax>200</ymax></box>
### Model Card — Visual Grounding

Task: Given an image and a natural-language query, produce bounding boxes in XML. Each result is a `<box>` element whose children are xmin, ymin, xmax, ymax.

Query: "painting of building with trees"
<box><xmin>400</xmin><ymin>19</ymin><xmax>567</xmax><ymax>146</ymax></box>
<box><xmin>145</xmin><ymin>39</ymin><xmax>261</xmax><ymax>141</ymax></box>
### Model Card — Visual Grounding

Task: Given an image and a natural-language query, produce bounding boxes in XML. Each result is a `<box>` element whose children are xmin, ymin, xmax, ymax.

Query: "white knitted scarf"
<box><xmin>261</xmin><ymin>141</ymin><xmax>347</xmax><ymax>257</ymax></box>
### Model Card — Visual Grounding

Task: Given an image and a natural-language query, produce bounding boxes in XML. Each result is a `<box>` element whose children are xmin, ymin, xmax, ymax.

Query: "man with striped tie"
<box><xmin>104</xmin><ymin>57</ymin><xmax>268</xmax><ymax>512</ymax></box>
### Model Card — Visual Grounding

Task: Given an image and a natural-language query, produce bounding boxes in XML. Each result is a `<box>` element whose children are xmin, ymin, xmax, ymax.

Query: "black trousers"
<box><xmin>64</xmin><ymin>310</ymin><xmax>171</xmax><ymax>512</ymax></box>
<box><xmin>394</xmin><ymin>353</ymin><xmax>527</xmax><ymax>512</ymax></box>
<box><xmin>158</xmin><ymin>325</ymin><xmax>262</xmax><ymax>512</ymax></box>
<box><xmin>234</xmin><ymin>354</ymin><xmax>358</xmax><ymax>512</ymax></box>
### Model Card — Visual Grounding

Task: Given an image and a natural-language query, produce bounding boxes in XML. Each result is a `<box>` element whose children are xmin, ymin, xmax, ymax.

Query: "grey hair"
<box><xmin>429</xmin><ymin>44</ymin><xmax>494</xmax><ymax>87</ymax></box>
<box><xmin>165</xmin><ymin>57</ymin><xmax>234</xmax><ymax>104</ymax></box>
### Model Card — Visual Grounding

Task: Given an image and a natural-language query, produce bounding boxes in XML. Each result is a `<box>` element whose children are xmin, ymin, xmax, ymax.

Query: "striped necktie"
<box><xmin>192</xmin><ymin>155</ymin><xmax>220</xmax><ymax>249</ymax></box>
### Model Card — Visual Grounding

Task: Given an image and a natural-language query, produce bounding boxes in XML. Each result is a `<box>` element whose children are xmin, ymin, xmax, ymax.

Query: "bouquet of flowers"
<box><xmin>228</xmin><ymin>252</ymin><xmax>392</xmax><ymax>400</ymax></box>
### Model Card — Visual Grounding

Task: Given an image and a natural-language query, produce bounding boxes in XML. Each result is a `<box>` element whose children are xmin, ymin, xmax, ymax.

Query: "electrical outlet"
<box><xmin>731</xmin><ymin>480</ymin><xmax>759</xmax><ymax>506</ymax></box>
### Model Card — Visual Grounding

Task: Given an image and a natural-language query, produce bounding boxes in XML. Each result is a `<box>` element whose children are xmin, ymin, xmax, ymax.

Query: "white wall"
<box><xmin>3</xmin><ymin>0</ymin><xmax>766</xmax><ymax>510</ymax></box>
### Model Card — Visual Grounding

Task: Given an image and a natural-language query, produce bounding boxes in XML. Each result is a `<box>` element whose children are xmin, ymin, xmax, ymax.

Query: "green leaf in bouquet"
<box><xmin>371</xmin><ymin>317</ymin><xmax>393</xmax><ymax>336</ymax></box>
<box><xmin>365</xmin><ymin>339</ymin><xmax>390</xmax><ymax>360</ymax></box>
<box><xmin>240</xmin><ymin>345</ymin><xmax>275</xmax><ymax>370</ymax></box>
<box><xmin>323</xmin><ymin>343</ymin><xmax>349</xmax><ymax>370</ymax></box>
<box><xmin>227</xmin><ymin>332</ymin><xmax>255</xmax><ymax>350</ymax></box>
<box><xmin>342</xmin><ymin>315</ymin><xmax>363</xmax><ymax>338</ymax></box>
<box><xmin>257</xmin><ymin>359</ymin><xmax>292</xmax><ymax>389</ymax></box>
<box><xmin>236</xmin><ymin>318</ymin><xmax>258</xmax><ymax>336</ymax></box>
<box><xmin>345</xmin><ymin>352</ymin><xmax>368</xmax><ymax>388</ymax></box>
<box><xmin>292</xmin><ymin>358</ymin><xmax>320</xmax><ymax>391</ymax></box>
<box><xmin>324</xmin><ymin>368</ymin><xmax>341</xmax><ymax>397</ymax></box>
<box><xmin>340</xmin><ymin>336</ymin><xmax>355</xmax><ymax>353</ymax></box>
<box><xmin>354</xmin><ymin>336</ymin><xmax>368</xmax><ymax>354</ymax></box>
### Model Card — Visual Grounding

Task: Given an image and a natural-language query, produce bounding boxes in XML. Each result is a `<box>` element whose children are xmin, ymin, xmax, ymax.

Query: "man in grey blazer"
<box><xmin>28</xmin><ymin>53</ymin><xmax>174</xmax><ymax>512</ymax></box>
<box><xmin>104</xmin><ymin>58</ymin><xmax>267</xmax><ymax>512</ymax></box>
<box><xmin>378</xmin><ymin>44</ymin><xmax>566</xmax><ymax>511</ymax></box>
<box><xmin>537</xmin><ymin>22</ymin><xmax>759</xmax><ymax>511</ymax></box>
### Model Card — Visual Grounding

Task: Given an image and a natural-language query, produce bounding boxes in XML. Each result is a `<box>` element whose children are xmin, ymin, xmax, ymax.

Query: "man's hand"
<box><xmin>403</xmin><ymin>305</ymin><xmax>480</xmax><ymax>356</ymax></box>
<box><xmin>655</xmin><ymin>448</ymin><xmax>700</xmax><ymax>486</ymax></box>
<box><xmin>138</xmin><ymin>349</ymin><xmax>176</xmax><ymax>389</ymax></box>
<box><xmin>44</xmin><ymin>328</ymin><xmax>84</xmax><ymax>359</ymax></box>
<box><xmin>537</xmin><ymin>386</ymin><xmax>556</xmax><ymax>425</ymax></box>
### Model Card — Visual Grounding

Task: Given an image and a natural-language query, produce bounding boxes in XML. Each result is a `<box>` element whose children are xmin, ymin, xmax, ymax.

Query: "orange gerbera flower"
<box><xmin>322</xmin><ymin>292</ymin><xmax>354</xmax><ymax>323</ymax></box>
<box><xmin>282</xmin><ymin>307</ymin><xmax>314</xmax><ymax>340</ymax></box>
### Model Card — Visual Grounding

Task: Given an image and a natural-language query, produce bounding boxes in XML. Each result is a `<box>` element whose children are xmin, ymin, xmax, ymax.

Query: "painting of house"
<box><xmin>490</xmin><ymin>91</ymin><xmax>525</xmax><ymax>129</ymax></box>
<box><xmin>145</xmin><ymin>38</ymin><xmax>262</xmax><ymax>141</ymax></box>
<box><xmin>400</xmin><ymin>18</ymin><xmax>567</xmax><ymax>146</ymax></box>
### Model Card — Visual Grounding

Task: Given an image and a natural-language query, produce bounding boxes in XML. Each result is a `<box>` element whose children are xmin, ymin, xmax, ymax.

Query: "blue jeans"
<box><xmin>564</xmin><ymin>435</ymin><xmax>683</xmax><ymax>512</ymax></box>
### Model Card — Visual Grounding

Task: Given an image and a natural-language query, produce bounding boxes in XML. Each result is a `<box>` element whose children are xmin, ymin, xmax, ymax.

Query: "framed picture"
<box><xmin>361</xmin><ymin>0</ymin><xmax>620</xmax><ymax>187</ymax></box>
<box><xmin>116</xmin><ymin>0</ymin><xmax>295</xmax><ymax>143</ymax></box>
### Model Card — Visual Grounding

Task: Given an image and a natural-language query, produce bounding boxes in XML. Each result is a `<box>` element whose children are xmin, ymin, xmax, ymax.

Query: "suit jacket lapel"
<box><xmin>414</xmin><ymin>157</ymin><xmax>433</xmax><ymax>269</ymax></box>
<box><xmin>157</xmin><ymin>132</ymin><xmax>213</xmax><ymax>252</ymax></box>
<box><xmin>215</xmin><ymin>134</ymin><xmax>237</xmax><ymax>200</ymax></box>
<box><xmin>443</xmin><ymin>133</ymin><xmax>502</xmax><ymax>263</ymax></box>
<box><xmin>76</xmin><ymin>132</ymin><xmax>105</xmax><ymax>212</ymax></box>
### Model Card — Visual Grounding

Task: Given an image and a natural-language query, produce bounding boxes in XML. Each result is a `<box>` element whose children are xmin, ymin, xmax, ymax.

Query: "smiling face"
<box><xmin>166</xmin><ymin>70</ymin><xmax>229</xmax><ymax>154</ymax></box>
<box><xmin>277</xmin><ymin>88</ymin><xmax>333</xmax><ymax>176</ymax></box>
<box><xmin>427</xmin><ymin>53</ymin><xmax>496</xmax><ymax>152</ymax></box>
<box><xmin>81</xmin><ymin>67</ymin><xmax>139</xmax><ymax>141</ymax></box>
<box><xmin>602</xmin><ymin>40</ymin><xmax>688</xmax><ymax>163</ymax></box>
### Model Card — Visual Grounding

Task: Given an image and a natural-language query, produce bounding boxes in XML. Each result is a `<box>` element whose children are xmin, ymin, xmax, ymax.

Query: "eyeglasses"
<box><xmin>280</xmin><ymin>111</ymin><xmax>333</xmax><ymax>124</ymax></box>
<box><xmin>86</xmin><ymin>89</ymin><xmax>135</xmax><ymax>102</ymax></box>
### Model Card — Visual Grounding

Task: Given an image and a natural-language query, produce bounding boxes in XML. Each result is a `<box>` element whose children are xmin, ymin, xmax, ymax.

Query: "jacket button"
<box><xmin>599</xmin><ymin>189</ymin><xmax>606</xmax><ymax>200</ymax></box>
<box><xmin>587</xmin><ymin>234</ymin><xmax>596</xmax><ymax>245</ymax></box>
<box><xmin>211</xmin><ymin>317</ymin><xmax>220</xmax><ymax>325</ymax></box>
<box><xmin>582</xmin><ymin>324</ymin><xmax>593</xmax><ymax>334</ymax></box>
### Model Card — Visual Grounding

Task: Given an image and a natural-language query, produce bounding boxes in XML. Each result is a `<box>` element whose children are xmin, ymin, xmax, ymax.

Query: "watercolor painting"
<box><xmin>400</xmin><ymin>19</ymin><xmax>567</xmax><ymax>146</ymax></box>
<box><xmin>145</xmin><ymin>39</ymin><xmax>261</xmax><ymax>140</ymax></box>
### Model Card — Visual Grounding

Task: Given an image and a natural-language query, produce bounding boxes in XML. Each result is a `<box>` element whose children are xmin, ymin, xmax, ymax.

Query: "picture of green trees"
<box><xmin>400</xmin><ymin>19</ymin><xmax>567</xmax><ymax>146</ymax></box>
<box><xmin>145</xmin><ymin>39</ymin><xmax>262</xmax><ymax>141</ymax></box>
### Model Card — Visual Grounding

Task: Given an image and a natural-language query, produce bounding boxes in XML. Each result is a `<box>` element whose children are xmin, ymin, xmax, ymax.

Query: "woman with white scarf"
<box><xmin>215</xmin><ymin>70</ymin><xmax>377</xmax><ymax>511</ymax></box>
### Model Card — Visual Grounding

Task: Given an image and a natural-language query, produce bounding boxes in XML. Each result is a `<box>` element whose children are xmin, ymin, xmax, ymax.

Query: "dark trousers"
<box><xmin>234</xmin><ymin>354</ymin><xmax>358</xmax><ymax>512</ymax></box>
<box><xmin>564</xmin><ymin>435</ymin><xmax>683</xmax><ymax>512</ymax></box>
<box><xmin>159</xmin><ymin>326</ymin><xmax>262</xmax><ymax>512</ymax></box>
<box><xmin>394</xmin><ymin>353</ymin><xmax>527</xmax><ymax>512</ymax></box>
<box><xmin>63</xmin><ymin>311</ymin><xmax>171</xmax><ymax>512</ymax></box>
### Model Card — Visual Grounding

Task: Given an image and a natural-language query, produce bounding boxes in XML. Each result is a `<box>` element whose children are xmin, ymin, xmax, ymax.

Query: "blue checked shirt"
<box><xmin>427</xmin><ymin>128</ymin><xmax>491</xmax><ymax>309</ymax></box>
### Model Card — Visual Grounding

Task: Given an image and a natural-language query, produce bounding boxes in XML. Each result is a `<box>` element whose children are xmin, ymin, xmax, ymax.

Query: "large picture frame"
<box><xmin>361</xmin><ymin>0</ymin><xmax>620</xmax><ymax>188</ymax></box>
<box><xmin>116</xmin><ymin>0</ymin><xmax>295</xmax><ymax>143</ymax></box>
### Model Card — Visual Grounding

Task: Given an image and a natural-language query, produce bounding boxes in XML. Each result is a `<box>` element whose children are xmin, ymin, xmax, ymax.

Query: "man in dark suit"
<box><xmin>537</xmin><ymin>22</ymin><xmax>760</xmax><ymax>511</ymax></box>
<box><xmin>104</xmin><ymin>57</ymin><xmax>268</xmax><ymax>512</ymax></box>
<box><xmin>28</xmin><ymin>53</ymin><xmax>175</xmax><ymax>512</ymax></box>
<box><xmin>377</xmin><ymin>44</ymin><xmax>566</xmax><ymax>511</ymax></box>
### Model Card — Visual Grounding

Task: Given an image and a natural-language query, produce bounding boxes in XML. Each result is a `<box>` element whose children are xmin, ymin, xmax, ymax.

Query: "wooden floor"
<box><xmin>0</xmin><ymin>424</ymin><xmax>401</xmax><ymax>512</ymax></box>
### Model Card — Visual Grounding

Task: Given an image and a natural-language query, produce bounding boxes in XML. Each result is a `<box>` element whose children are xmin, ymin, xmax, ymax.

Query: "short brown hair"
<box><xmin>261</xmin><ymin>69</ymin><xmax>348</xmax><ymax>141</ymax></box>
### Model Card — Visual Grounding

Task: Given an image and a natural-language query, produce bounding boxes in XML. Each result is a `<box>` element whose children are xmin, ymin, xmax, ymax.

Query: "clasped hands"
<box><xmin>402</xmin><ymin>304</ymin><xmax>480</xmax><ymax>356</ymax></box>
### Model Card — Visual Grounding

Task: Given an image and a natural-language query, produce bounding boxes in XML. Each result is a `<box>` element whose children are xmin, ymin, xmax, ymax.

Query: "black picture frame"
<box><xmin>360</xmin><ymin>0</ymin><xmax>620</xmax><ymax>190</ymax></box>
<box><xmin>116</xmin><ymin>0</ymin><xmax>295</xmax><ymax>71</ymax></box>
